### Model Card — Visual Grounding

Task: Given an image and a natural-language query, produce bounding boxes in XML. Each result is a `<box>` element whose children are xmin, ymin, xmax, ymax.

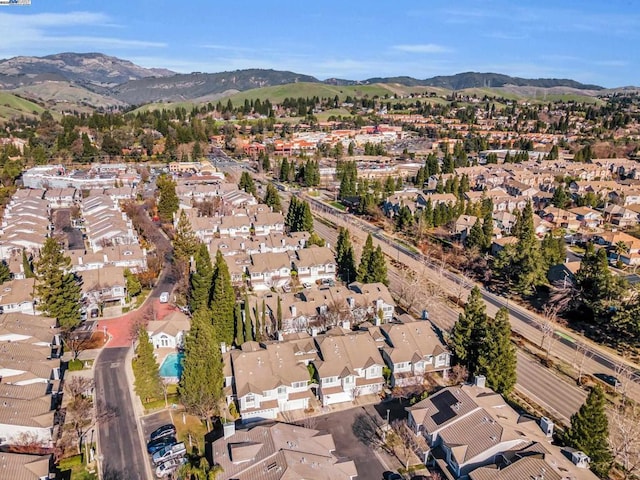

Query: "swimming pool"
<box><xmin>159</xmin><ymin>352</ymin><xmax>184</xmax><ymax>379</ymax></box>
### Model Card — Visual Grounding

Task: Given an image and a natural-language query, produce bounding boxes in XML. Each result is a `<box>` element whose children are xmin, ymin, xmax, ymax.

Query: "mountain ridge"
<box><xmin>0</xmin><ymin>52</ymin><xmax>618</xmax><ymax>108</ymax></box>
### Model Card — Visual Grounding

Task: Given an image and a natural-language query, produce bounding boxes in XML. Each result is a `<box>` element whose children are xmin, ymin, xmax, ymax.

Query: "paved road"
<box><xmin>313</xmin><ymin>217</ymin><xmax>585</xmax><ymax>423</ymax></box>
<box><xmin>95</xmin><ymin>348</ymin><xmax>147</xmax><ymax>480</ymax></box>
<box><xmin>306</xmin><ymin>195</ymin><xmax>640</xmax><ymax>402</ymax></box>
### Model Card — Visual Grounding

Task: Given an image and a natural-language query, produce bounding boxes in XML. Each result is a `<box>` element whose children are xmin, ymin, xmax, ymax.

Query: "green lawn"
<box><xmin>0</xmin><ymin>92</ymin><xmax>45</xmax><ymax>121</ymax></box>
<box><xmin>329</xmin><ymin>201</ymin><xmax>346</xmax><ymax>211</ymax></box>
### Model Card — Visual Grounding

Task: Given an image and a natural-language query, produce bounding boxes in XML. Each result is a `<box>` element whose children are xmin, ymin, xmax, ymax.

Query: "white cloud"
<box><xmin>392</xmin><ymin>44</ymin><xmax>451</xmax><ymax>54</ymax></box>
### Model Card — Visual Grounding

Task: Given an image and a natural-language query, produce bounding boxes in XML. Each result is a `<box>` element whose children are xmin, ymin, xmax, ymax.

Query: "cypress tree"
<box><xmin>179</xmin><ymin>309</ymin><xmax>223</xmax><ymax>430</ymax></box>
<box><xmin>357</xmin><ymin>234</ymin><xmax>375</xmax><ymax>283</ymax></box>
<box><xmin>336</xmin><ymin>227</ymin><xmax>357</xmax><ymax>283</ymax></box>
<box><xmin>234</xmin><ymin>303</ymin><xmax>244</xmax><ymax>346</ymax></box>
<box><xmin>301</xmin><ymin>200</ymin><xmax>314</xmax><ymax>233</ymax></box>
<box><xmin>481</xmin><ymin>210</ymin><xmax>494</xmax><ymax>250</ymax></box>
<box><xmin>209</xmin><ymin>251</ymin><xmax>236</xmax><ymax>347</ymax></box>
<box><xmin>157</xmin><ymin>174</ymin><xmax>179</xmax><ymax>222</ymax></box>
<box><xmin>478</xmin><ymin>307</ymin><xmax>517</xmax><ymax>395</ymax></box>
<box><xmin>22</xmin><ymin>249</ymin><xmax>34</xmax><ymax>278</ymax></box>
<box><xmin>276</xmin><ymin>296</ymin><xmax>283</xmax><ymax>331</ymax></box>
<box><xmin>190</xmin><ymin>244</ymin><xmax>213</xmax><ymax>313</ymax></box>
<box><xmin>238</xmin><ymin>171</ymin><xmax>257</xmax><ymax>196</ymax></box>
<box><xmin>285</xmin><ymin>197</ymin><xmax>299</xmax><ymax>231</ymax></box>
<box><xmin>132</xmin><ymin>328</ymin><xmax>163</xmax><ymax>403</ymax></box>
<box><xmin>565</xmin><ymin>386</ymin><xmax>612</xmax><ymax>477</ymax></box>
<box><xmin>245</xmin><ymin>302</ymin><xmax>255</xmax><ymax>342</ymax></box>
<box><xmin>0</xmin><ymin>261</ymin><xmax>10</xmax><ymax>284</ymax></box>
<box><xmin>280</xmin><ymin>158</ymin><xmax>290</xmax><ymax>182</ymax></box>
<box><xmin>34</xmin><ymin>238</ymin><xmax>82</xmax><ymax>331</ymax></box>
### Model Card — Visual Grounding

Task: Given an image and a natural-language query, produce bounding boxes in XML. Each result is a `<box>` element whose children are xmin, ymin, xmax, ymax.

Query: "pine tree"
<box><xmin>22</xmin><ymin>249</ymin><xmax>34</xmax><ymax>278</ymax></box>
<box><xmin>551</xmin><ymin>186</ymin><xmax>568</xmax><ymax>208</ymax></box>
<box><xmin>209</xmin><ymin>251</ymin><xmax>236</xmax><ymax>347</ymax></box>
<box><xmin>335</xmin><ymin>227</ymin><xmax>357</xmax><ymax>283</ymax></box>
<box><xmin>481</xmin><ymin>210</ymin><xmax>494</xmax><ymax>250</ymax></box>
<box><xmin>179</xmin><ymin>309</ymin><xmax>223</xmax><ymax>430</ymax></box>
<box><xmin>565</xmin><ymin>386</ymin><xmax>612</xmax><ymax>477</ymax></box>
<box><xmin>173</xmin><ymin>210</ymin><xmax>199</xmax><ymax>263</ymax></box>
<box><xmin>238</xmin><ymin>171</ymin><xmax>257</xmax><ymax>197</ymax></box>
<box><xmin>190</xmin><ymin>244</ymin><xmax>213</xmax><ymax>313</ymax></box>
<box><xmin>157</xmin><ymin>174</ymin><xmax>179</xmax><ymax>222</ymax></box>
<box><xmin>234</xmin><ymin>303</ymin><xmax>244</xmax><ymax>345</ymax></box>
<box><xmin>280</xmin><ymin>158</ymin><xmax>290</xmax><ymax>182</ymax></box>
<box><xmin>478</xmin><ymin>307</ymin><xmax>516</xmax><ymax>395</ymax></box>
<box><xmin>132</xmin><ymin>328</ymin><xmax>163</xmax><ymax>403</ymax></box>
<box><xmin>263</xmin><ymin>183</ymin><xmax>282</xmax><ymax>212</ymax></box>
<box><xmin>244</xmin><ymin>299</ymin><xmax>255</xmax><ymax>342</ymax></box>
<box><xmin>357</xmin><ymin>234</ymin><xmax>375</xmax><ymax>282</ymax></box>
<box><xmin>466</xmin><ymin>218</ymin><xmax>485</xmax><ymax>250</ymax></box>
<box><xmin>369</xmin><ymin>246</ymin><xmax>388</xmax><ymax>285</ymax></box>
<box><xmin>451</xmin><ymin>287</ymin><xmax>486</xmax><ymax>371</ymax></box>
<box><xmin>34</xmin><ymin>238</ymin><xmax>82</xmax><ymax>331</ymax></box>
<box><xmin>285</xmin><ymin>197</ymin><xmax>299</xmax><ymax>231</ymax></box>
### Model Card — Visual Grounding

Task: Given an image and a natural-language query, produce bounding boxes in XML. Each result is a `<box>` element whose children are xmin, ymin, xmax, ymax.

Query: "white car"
<box><xmin>302</xmin><ymin>282</ymin><xmax>312</xmax><ymax>289</ymax></box>
<box><xmin>152</xmin><ymin>442</ymin><xmax>186</xmax><ymax>465</ymax></box>
<box><xmin>156</xmin><ymin>456</ymin><xmax>187</xmax><ymax>478</ymax></box>
<box><xmin>159</xmin><ymin>292</ymin><xmax>169</xmax><ymax>303</ymax></box>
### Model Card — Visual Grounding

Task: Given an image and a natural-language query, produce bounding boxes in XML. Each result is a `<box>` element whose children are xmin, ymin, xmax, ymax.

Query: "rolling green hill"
<box><xmin>0</xmin><ymin>92</ymin><xmax>45</xmax><ymax>121</ymax></box>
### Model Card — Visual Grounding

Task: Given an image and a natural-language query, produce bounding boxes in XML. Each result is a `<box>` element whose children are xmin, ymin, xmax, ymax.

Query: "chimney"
<box><xmin>220</xmin><ymin>342</ymin><xmax>227</xmax><ymax>354</ymax></box>
<box><xmin>223</xmin><ymin>421</ymin><xmax>236</xmax><ymax>439</ymax></box>
<box><xmin>341</xmin><ymin>320</ymin><xmax>351</xmax><ymax>330</ymax></box>
<box><xmin>474</xmin><ymin>375</ymin><xmax>486</xmax><ymax>388</ymax></box>
<box><xmin>311</xmin><ymin>326</ymin><xmax>318</xmax><ymax>337</ymax></box>
<box><xmin>539</xmin><ymin>416</ymin><xmax>554</xmax><ymax>438</ymax></box>
<box><xmin>347</xmin><ymin>297</ymin><xmax>355</xmax><ymax>309</ymax></box>
<box><xmin>571</xmin><ymin>451</ymin><xmax>590</xmax><ymax>468</ymax></box>
<box><xmin>290</xmin><ymin>305</ymin><xmax>297</xmax><ymax>317</ymax></box>
<box><xmin>277</xmin><ymin>331</ymin><xmax>284</xmax><ymax>341</ymax></box>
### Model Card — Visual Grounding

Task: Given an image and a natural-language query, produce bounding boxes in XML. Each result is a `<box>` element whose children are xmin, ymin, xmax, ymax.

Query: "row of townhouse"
<box><xmin>80</xmin><ymin>194</ymin><xmax>139</xmax><ymax>252</ymax></box>
<box><xmin>0</xmin><ymin>190</ymin><xmax>50</xmax><ymax>264</ymax></box>
<box><xmin>0</xmin><ymin>313</ymin><xmax>62</xmax><ymax>450</ymax></box>
<box><xmin>406</xmin><ymin>379</ymin><xmax>597</xmax><ymax>479</ymax></box>
<box><xmin>262</xmin><ymin>282</ymin><xmax>396</xmax><ymax>334</ymax></box>
<box><xmin>178</xmin><ymin>206</ymin><xmax>286</xmax><ymax>243</ymax></box>
<box><xmin>226</xmin><ymin>318</ymin><xmax>450</xmax><ymax>423</ymax></box>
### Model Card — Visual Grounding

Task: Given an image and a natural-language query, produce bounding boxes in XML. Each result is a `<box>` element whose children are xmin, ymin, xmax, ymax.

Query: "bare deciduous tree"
<box><xmin>540</xmin><ymin>305</ymin><xmax>561</xmax><ymax>360</ymax></box>
<box><xmin>573</xmin><ymin>341</ymin><xmax>592</xmax><ymax>385</ymax></box>
<box><xmin>389</xmin><ymin>419</ymin><xmax>415</xmax><ymax>470</ymax></box>
<box><xmin>609</xmin><ymin>401</ymin><xmax>640</xmax><ymax>479</ymax></box>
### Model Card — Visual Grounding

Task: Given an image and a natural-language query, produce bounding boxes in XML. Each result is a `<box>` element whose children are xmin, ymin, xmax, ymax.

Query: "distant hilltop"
<box><xmin>0</xmin><ymin>52</ymin><xmax>611</xmax><ymax>107</ymax></box>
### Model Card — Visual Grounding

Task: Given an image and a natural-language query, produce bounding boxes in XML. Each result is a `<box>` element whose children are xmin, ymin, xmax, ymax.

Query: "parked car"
<box><xmin>156</xmin><ymin>456</ymin><xmax>188</xmax><ymax>478</ymax></box>
<box><xmin>383</xmin><ymin>472</ymin><xmax>403</xmax><ymax>480</ymax></box>
<box><xmin>147</xmin><ymin>436</ymin><xmax>177</xmax><ymax>454</ymax></box>
<box><xmin>282</xmin><ymin>284</ymin><xmax>291</xmax><ymax>293</ymax></box>
<box><xmin>159</xmin><ymin>292</ymin><xmax>169</xmax><ymax>303</ymax></box>
<box><xmin>302</xmin><ymin>282</ymin><xmax>312</xmax><ymax>289</ymax></box>
<box><xmin>152</xmin><ymin>442</ymin><xmax>186</xmax><ymax>465</ymax></box>
<box><xmin>321</xmin><ymin>278</ymin><xmax>335</xmax><ymax>286</ymax></box>
<box><xmin>149</xmin><ymin>424</ymin><xmax>176</xmax><ymax>442</ymax></box>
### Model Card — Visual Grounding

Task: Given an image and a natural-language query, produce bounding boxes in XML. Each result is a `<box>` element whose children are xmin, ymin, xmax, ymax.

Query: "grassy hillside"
<box><xmin>220</xmin><ymin>82</ymin><xmax>395</xmax><ymax>106</ymax></box>
<box><xmin>0</xmin><ymin>92</ymin><xmax>45</xmax><ymax>121</ymax></box>
<box><xmin>12</xmin><ymin>82</ymin><xmax>124</xmax><ymax>110</ymax></box>
<box><xmin>130</xmin><ymin>101</ymin><xmax>199</xmax><ymax>114</ymax></box>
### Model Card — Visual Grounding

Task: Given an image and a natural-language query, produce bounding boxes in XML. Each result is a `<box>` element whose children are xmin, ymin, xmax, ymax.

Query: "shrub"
<box><xmin>67</xmin><ymin>359</ymin><xmax>84</xmax><ymax>371</ymax></box>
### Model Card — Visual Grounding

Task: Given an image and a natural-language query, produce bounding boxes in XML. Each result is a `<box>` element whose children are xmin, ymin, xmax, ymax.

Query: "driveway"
<box><xmin>316</xmin><ymin>405</ymin><xmax>390</xmax><ymax>480</ymax></box>
<box><xmin>95</xmin><ymin>347</ymin><xmax>148</xmax><ymax>480</ymax></box>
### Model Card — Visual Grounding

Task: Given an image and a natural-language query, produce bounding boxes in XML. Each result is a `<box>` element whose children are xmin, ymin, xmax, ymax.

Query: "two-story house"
<box><xmin>248</xmin><ymin>252</ymin><xmax>292</xmax><ymax>291</ymax></box>
<box><xmin>313</xmin><ymin>331</ymin><xmax>385</xmax><ymax>407</ymax></box>
<box><xmin>379</xmin><ymin>320</ymin><xmax>450</xmax><ymax>387</ymax></box>
<box><xmin>252</xmin><ymin>212</ymin><xmax>285</xmax><ymax>236</ymax></box>
<box><xmin>293</xmin><ymin>246</ymin><xmax>337</xmax><ymax>284</ymax></box>
<box><xmin>348</xmin><ymin>282</ymin><xmax>395</xmax><ymax>323</ymax></box>
<box><xmin>230</xmin><ymin>341</ymin><xmax>311</xmax><ymax>423</ymax></box>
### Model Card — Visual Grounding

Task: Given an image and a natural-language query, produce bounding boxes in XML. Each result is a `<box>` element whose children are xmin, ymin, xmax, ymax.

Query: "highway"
<box><xmin>312</xmin><ymin>215</ymin><xmax>587</xmax><ymax>424</ymax></box>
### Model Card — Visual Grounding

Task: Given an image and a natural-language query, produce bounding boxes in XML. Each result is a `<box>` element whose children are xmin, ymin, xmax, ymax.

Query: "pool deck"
<box><xmin>156</xmin><ymin>347</ymin><xmax>181</xmax><ymax>378</ymax></box>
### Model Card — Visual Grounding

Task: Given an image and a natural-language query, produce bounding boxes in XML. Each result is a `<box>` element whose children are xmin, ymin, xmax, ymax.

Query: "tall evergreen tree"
<box><xmin>0</xmin><ymin>261</ymin><xmax>10</xmax><ymax>284</ymax></box>
<box><xmin>238</xmin><ymin>171</ymin><xmax>257</xmax><ymax>197</ymax></box>
<box><xmin>234</xmin><ymin>303</ymin><xmax>244</xmax><ymax>346</ymax></box>
<box><xmin>368</xmin><ymin>246</ymin><xmax>389</xmax><ymax>286</ymax></box>
<box><xmin>451</xmin><ymin>287</ymin><xmax>487</xmax><ymax>371</ymax></box>
<box><xmin>132</xmin><ymin>328</ymin><xmax>163</xmax><ymax>403</ymax></box>
<box><xmin>565</xmin><ymin>386</ymin><xmax>612</xmax><ymax>477</ymax></box>
<box><xmin>179</xmin><ymin>309</ymin><xmax>223</xmax><ymax>430</ymax></box>
<box><xmin>465</xmin><ymin>218</ymin><xmax>486</xmax><ymax>250</ymax></box>
<box><xmin>335</xmin><ymin>227</ymin><xmax>357</xmax><ymax>283</ymax></box>
<box><xmin>244</xmin><ymin>299</ymin><xmax>255</xmax><ymax>342</ymax></box>
<box><xmin>209</xmin><ymin>251</ymin><xmax>236</xmax><ymax>347</ymax></box>
<box><xmin>263</xmin><ymin>183</ymin><xmax>282</xmax><ymax>212</ymax></box>
<box><xmin>477</xmin><ymin>307</ymin><xmax>517</xmax><ymax>395</ymax></box>
<box><xmin>280</xmin><ymin>158</ymin><xmax>290</xmax><ymax>182</ymax></box>
<box><xmin>157</xmin><ymin>174</ymin><xmax>179</xmax><ymax>222</ymax></box>
<box><xmin>301</xmin><ymin>200</ymin><xmax>314</xmax><ymax>233</ymax></box>
<box><xmin>35</xmin><ymin>238</ymin><xmax>82</xmax><ymax>331</ymax></box>
<box><xmin>173</xmin><ymin>210</ymin><xmax>199</xmax><ymax>263</ymax></box>
<box><xmin>190</xmin><ymin>244</ymin><xmax>213</xmax><ymax>313</ymax></box>
<box><xmin>481</xmin><ymin>209</ymin><xmax>494</xmax><ymax>250</ymax></box>
<box><xmin>22</xmin><ymin>249</ymin><xmax>34</xmax><ymax>278</ymax></box>
<box><xmin>276</xmin><ymin>296</ymin><xmax>283</xmax><ymax>331</ymax></box>
<box><xmin>357</xmin><ymin>234</ymin><xmax>375</xmax><ymax>283</ymax></box>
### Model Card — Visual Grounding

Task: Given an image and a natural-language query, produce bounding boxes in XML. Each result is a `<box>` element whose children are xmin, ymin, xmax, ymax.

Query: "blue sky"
<box><xmin>0</xmin><ymin>0</ymin><xmax>637</xmax><ymax>87</ymax></box>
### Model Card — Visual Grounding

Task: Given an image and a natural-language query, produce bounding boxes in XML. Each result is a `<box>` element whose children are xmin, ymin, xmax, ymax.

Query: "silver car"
<box><xmin>156</xmin><ymin>456</ymin><xmax>187</xmax><ymax>478</ymax></box>
<box><xmin>152</xmin><ymin>442</ymin><xmax>186</xmax><ymax>465</ymax></box>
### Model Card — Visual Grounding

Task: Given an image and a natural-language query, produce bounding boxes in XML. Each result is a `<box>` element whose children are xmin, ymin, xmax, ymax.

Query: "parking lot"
<box><xmin>141</xmin><ymin>410</ymin><xmax>177</xmax><ymax>476</ymax></box>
